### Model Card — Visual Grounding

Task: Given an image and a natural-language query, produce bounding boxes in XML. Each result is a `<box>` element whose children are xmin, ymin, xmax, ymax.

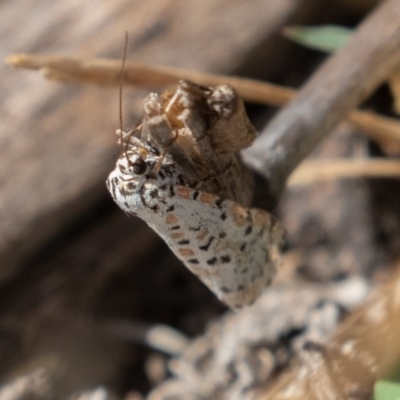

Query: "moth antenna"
<box><xmin>119</xmin><ymin>31</ymin><xmax>129</xmax><ymax>156</ymax></box>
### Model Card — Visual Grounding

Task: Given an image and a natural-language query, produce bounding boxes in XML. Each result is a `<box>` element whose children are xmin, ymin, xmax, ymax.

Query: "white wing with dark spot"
<box><xmin>146</xmin><ymin>185</ymin><xmax>285</xmax><ymax>309</ymax></box>
<box><xmin>107</xmin><ymin>135</ymin><xmax>285</xmax><ymax>310</ymax></box>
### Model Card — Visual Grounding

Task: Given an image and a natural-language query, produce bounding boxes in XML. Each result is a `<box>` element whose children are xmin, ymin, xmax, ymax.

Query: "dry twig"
<box><xmin>6</xmin><ymin>54</ymin><xmax>400</xmax><ymax>160</ymax></box>
<box><xmin>289</xmin><ymin>159</ymin><xmax>400</xmax><ymax>186</ymax></box>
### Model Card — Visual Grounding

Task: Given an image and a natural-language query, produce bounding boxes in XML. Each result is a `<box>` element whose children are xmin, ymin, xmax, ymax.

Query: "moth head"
<box><xmin>117</xmin><ymin>152</ymin><xmax>148</xmax><ymax>177</ymax></box>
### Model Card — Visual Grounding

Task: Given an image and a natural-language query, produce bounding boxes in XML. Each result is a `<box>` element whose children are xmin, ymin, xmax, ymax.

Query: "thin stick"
<box><xmin>6</xmin><ymin>54</ymin><xmax>400</xmax><ymax>158</ymax></box>
<box><xmin>288</xmin><ymin>159</ymin><xmax>400</xmax><ymax>187</ymax></box>
<box><xmin>4</xmin><ymin>53</ymin><xmax>296</xmax><ymax>104</ymax></box>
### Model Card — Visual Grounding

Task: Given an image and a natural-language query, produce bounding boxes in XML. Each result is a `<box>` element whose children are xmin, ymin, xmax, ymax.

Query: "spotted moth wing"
<box><xmin>148</xmin><ymin>185</ymin><xmax>285</xmax><ymax>310</ymax></box>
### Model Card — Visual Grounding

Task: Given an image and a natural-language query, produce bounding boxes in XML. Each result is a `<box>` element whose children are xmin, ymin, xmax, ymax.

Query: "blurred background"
<box><xmin>3</xmin><ymin>1</ymin><xmax>400</xmax><ymax>399</ymax></box>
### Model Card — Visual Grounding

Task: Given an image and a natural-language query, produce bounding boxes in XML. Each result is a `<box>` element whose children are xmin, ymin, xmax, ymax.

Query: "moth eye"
<box><xmin>131</xmin><ymin>157</ymin><xmax>147</xmax><ymax>175</ymax></box>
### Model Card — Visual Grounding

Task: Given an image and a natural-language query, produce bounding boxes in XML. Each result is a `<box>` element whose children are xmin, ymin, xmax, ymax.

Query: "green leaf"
<box><xmin>375</xmin><ymin>380</ymin><xmax>400</xmax><ymax>400</ymax></box>
<box><xmin>283</xmin><ymin>25</ymin><xmax>353</xmax><ymax>53</ymax></box>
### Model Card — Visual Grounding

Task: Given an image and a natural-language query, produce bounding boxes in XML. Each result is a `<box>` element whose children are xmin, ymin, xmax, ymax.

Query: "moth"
<box><xmin>107</xmin><ymin>80</ymin><xmax>285</xmax><ymax>309</ymax></box>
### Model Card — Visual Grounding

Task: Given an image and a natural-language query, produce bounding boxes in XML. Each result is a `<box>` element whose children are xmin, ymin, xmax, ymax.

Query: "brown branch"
<box><xmin>244</xmin><ymin>0</ymin><xmax>400</xmax><ymax>205</ymax></box>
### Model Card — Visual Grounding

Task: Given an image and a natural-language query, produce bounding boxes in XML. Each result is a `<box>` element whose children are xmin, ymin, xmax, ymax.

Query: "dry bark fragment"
<box><xmin>128</xmin><ymin>80</ymin><xmax>257</xmax><ymax>205</ymax></box>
